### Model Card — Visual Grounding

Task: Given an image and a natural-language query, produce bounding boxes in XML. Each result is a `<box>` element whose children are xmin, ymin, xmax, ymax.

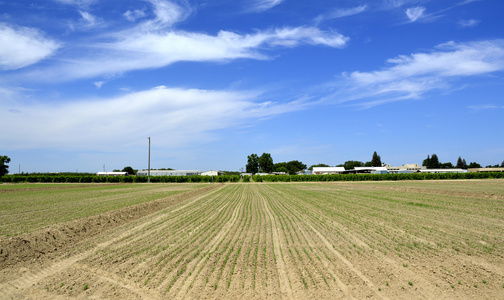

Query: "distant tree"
<box><xmin>274</xmin><ymin>160</ymin><xmax>307</xmax><ymax>175</ymax></box>
<box><xmin>275</xmin><ymin>166</ymin><xmax>288</xmax><ymax>173</ymax></box>
<box><xmin>456</xmin><ymin>157</ymin><xmax>468</xmax><ymax>169</ymax></box>
<box><xmin>122</xmin><ymin>166</ymin><xmax>136</xmax><ymax>175</ymax></box>
<box><xmin>468</xmin><ymin>162</ymin><xmax>482</xmax><ymax>168</ymax></box>
<box><xmin>246</xmin><ymin>154</ymin><xmax>259</xmax><ymax>174</ymax></box>
<box><xmin>308</xmin><ymin>163</ymin><xmax>330</xmax><ymax>171</ymax></box>
<box><xmin>273</xmin><ymin>162</ymin><xmax>288</xmax><ymax>172</ymax></box>
<box><xmin>286</xmin><ymin>160</ymin><xmax>307</xmax><ymax>175</ymax></box>
<box><xmin>439</xmin><ymin>162</ymin><xmax>454</xmax><ymax>169</ymax></box>
<box><xmin>423</xmin><ymin>154</ymin><xmax>440</xmax><ymax>169</ymax></box>
<box><xmin>364</xmin><ymin>161</ymin><xmax>373</xmax><ymax>167</ymax></box>
<box><xmin>0</xmin><ymin>155</ymin><xmax>10</xmax><ymax>177</ymax></box>
<box><xmin>343</xmin><ymin>160</ymin><xmax>364</xmax><ymax>170</ymax></box>
<box><xmin>430</xmin><ymin>154</ymin><xmax>440</xmax><ymax>169</ymax></box>
<box><xmin>422</xmin><ymin>155</ymin><xmax>431</xmax><ymax>168</ymax></box>
<box><xmin>485</xmin><ymin>164</ymin><xmax>499</xmax><ymax>168</ymax></box>
<box><xmin>258</xmin><ymin>153</ymin><xmax>274</xmax><ymax>173</ymax></box>
<box><xmin>371</xmin><ymin>151</ymin><xmax>382</xmax><ymax>167</ymax></box>
<box><xmin>501</xmin><ymin>160</ymin><xmax>504</xmax><ymax>168</ymax></box>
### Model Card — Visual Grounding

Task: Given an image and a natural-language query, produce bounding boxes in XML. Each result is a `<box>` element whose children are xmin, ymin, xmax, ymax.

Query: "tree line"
<box><xmin>246</xmin><ymin>153</ymin><xmax>307</xmax><ymax>175</ymax></box>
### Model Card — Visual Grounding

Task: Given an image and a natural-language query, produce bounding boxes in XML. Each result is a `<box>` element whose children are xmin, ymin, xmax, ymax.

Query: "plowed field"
<box><xmin>1</xmin><ymin>180</ymin><xmax>503</xmax><ymax>299</ymax></box>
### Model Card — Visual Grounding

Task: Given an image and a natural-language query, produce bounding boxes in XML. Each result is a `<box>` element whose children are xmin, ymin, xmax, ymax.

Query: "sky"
<box><xmin>1</xmin><ymin>0</ymin><xmax>503</xmax><ymax>173</ymax></box>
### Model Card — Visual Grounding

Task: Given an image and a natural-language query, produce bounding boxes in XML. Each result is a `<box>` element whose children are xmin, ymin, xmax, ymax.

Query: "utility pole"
<box><xmin>148</xmin><ymin>137</ymin><xmax>151</xmax><ymax>183</ymax></box>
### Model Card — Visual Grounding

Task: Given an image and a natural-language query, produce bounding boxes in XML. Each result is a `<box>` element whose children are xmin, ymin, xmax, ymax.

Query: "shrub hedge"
<box><xmin>1</xmin><ymin>172</ymin><xmax>502</xmax><ymax>183</ymax></box>
<box><xmin>0</xmin><ymin>174</ymin><xmax>241</xmax><ymax>183</ymax></box>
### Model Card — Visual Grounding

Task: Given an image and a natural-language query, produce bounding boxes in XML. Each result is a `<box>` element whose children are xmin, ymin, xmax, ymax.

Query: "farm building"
<box><xmin>201</xmin><ymin>170</ymin><xmax>225</xmax><ymax>176</ymax></box>
<box><xmin>356</xmin><ymin>167</ymin><xmax>388</xmax><ymax>174</ymax></box>
<box><xmin>419</xmin><ymin>169</ymin><xmax>466</xmax><ymax>173</ymax></box>
<box><xmin>96</xmin><ymin>172</ymin><xmax>128</xmax><ymax>176</ymax></box>
<box><xmin>385</xmin><ymin>163</ymin><xmax>426</xmax><ymax>173</ymax></box>
<box><xmin>468</xmin><ymin>167</ymin><xmax>504</xmax><ymax>172</ymax></box>
<box><xmin>312</xmin><ymin>167</ymin><xmax>345</xmax><ymax>175</ymax></box>
<box><xmin>136</xmin><ymin>170</ymin><xmax>201</xmax><ymax>176</ymax></box>
<box><xmin>345</xmin><ymin>167</ymin><xmax>388</xmax><ymax>174</ymax></box>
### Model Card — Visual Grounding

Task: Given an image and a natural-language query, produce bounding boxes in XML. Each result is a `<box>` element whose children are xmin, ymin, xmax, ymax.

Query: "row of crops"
<box><xmin>1</xmin><ymin>171</ymin><xmax>502</xmax><ymax>183</ymax></box>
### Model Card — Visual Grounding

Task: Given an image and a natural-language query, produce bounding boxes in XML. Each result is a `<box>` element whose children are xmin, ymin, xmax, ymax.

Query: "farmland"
<box><xmin>1</xmin><ymin>180</ymin><xmax>503</xmax><ymax>299</ymax></box>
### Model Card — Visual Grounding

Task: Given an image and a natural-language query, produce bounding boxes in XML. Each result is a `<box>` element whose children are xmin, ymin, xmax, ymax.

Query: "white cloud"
<box><xmin>140</xmin><ymin>0</ymin><xmax>193</xmax><ymax>29</ymax></box>
<box><xmin>53</xmin><ymin>0</ymin><xmax>96</xmax><ymax>6</ymax></box>
<box><xmin>406</xmin><ymin>6</ymin><xmax>426</xmax><ymax>22</ymax></box>
<box><xmin>29</xmin><ymin>26</ymin><xmax>348</xmax><ymax>81</ymax></box>
<box><xmin>248</xmin><ymin>0</ymin><xmax>285</xmax><ymax>12</ymax></box>
<box><xmin>124</xmin><ymin>9</ymin><xmax>147</xmax><ymax>22</ymax></box>
<box><xmin>458</xmin><ymin>19</ymin><xmax>480</xmax><ymax>28</ymax></box>
<box><xmin>93</xmin><ymin>81</ymin><xmax>105</xmax><ymax>88</ymax></box>
<box><xmin>0</xmin><ymin>24</ymin><xmax>60</xmax><ymax>70</ymax></box>
<box><xmin>326</xmin><ymin>40</ymin><xmax>504</xmax><ymax>107</ymax></box>
<box><xmin>0</xmin><ymin>86</ymin><xmax>305</xmax><ymax>150</ymax></box>
<box><xmin>467</xmin><ymin>104</ymin><xmax>504</xmax><ymax>111</ymax></box>
<box><xmin>78</xmin><ymin>10</ymin><xmax>101</xmax><ymax>27</ymax></box>
<box><xmin>314</xmin><ymin>5</ymin><xmax>368</xmax><ymax>24</ymax></box>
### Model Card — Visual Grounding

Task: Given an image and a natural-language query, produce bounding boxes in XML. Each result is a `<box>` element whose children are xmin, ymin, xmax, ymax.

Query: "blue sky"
<box><xmin>1</xmin><ymin>0</ymin><xmax>503</xmax><ymax>173</ymax></box>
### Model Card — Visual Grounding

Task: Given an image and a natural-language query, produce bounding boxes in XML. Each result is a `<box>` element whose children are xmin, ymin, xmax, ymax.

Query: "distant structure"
<box><xmin>312</xmin><ymin>167</ymin><xmax>345</xmax><ymax>175</ymax></box>
<box><xmin>384</xmin><ymin>163</ymin><xmax>425</xmax><ymax>173</ymax></box>
<box><xmin>419</xmin><ymin>169</ymin><xmax>466</xmax><ymax>173</ymax></box>
<box><xmin>201</xmin><ymin>170</ymin><xmax>225</xmax><ymax>176</ymax></box>
<box><xmin>96</xmin><ymin>172</ymin><xmax>128</xmax><ymax>176</ymax></box>
<box><xmin>467</xmin><ymin>168</ymin><xmax>504</xmax><ymax>173</ymax></box>
<box><xmin>136</xmin><ymin>170</ymin><xmax>201</xmax><ymax>176</ymax></box>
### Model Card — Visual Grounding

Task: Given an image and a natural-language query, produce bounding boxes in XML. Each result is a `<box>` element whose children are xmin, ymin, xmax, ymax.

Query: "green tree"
<box><xmin>501</xmin><ymin>160</ymin><xmax>504</xmax><ymax>168</ymax></box>
<box><xmin>308</xmin><ymin>163</ymin><xmax>330</xmax><ymax>170</ymax></box>
<box><xmin>468</xmin><ymin>162</ymin><xmax>481</xmax><ymax>168</ymax></box>
<box><xmin>439</xmin><ymin>162</ymin><xmax>454</xmax><ymax>169</ymax></box>
<box><xmin>422</xmin><ymin>155</ymin><xmax>431</xmax><ymax>168</ymax></box>
<box><xmin>343</xmin><ymin>160</ymin><xmax>364</xmax><ymax>170</ymax></box>
<box><xmin>122</xmin><ymin>166</ymin><xmax>136</xmax><ymax>175</ymax></box>
<box><xmin>246</xmin><ymin>154</ymin><xmax>259</xmax><ymax>174</ymax></box>
<box><xmin>0</xmin><ymin>155</ymin><xmax>10</xmax><ymax>177</ymax></box>
<box><xmin>274</xmin><ymin>161</ymin><xmax>307</xmax><ymax>175</ymax></box>
<box><xmin>456</xmin><ymin>157</ymin><xmax>468</xmax><ymax>169</ymax></box>
<box><xmin>286</xmin><ymin>160</ymin><xmax>307</xmax><ymax>175</ymax></box>
<box><xmin>430</xmin><ymin>154</ymin><xmax>440</xmax><ymax>169</ymax></box>
<box><xmin>423</xmin><ymin>154</ymin><xmax>440</xmax><ymax>169</ymax></box>
<box><xmin>273</xmin><ymin>162</ymin><xmax>288</xmax><ymax>172</ymax></box>
<box><xmin>371</xmin><ymin>151</ymin><xmax>382</xmax><ymax>167</ymax></box>
<box><xmin>258</xmin><ymin>153</ymin><xmax>274</xmax><ymax>173</ymax></box>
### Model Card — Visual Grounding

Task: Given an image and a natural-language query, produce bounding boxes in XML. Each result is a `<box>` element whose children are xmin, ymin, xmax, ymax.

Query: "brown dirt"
<box><xmin>0</xmin><ymin>184</ymin><xmax>218</xmax><ymax>269</ymax></box>
<box><xmin>1</xmin><ymin>181</ymin><xmax>503</xmax><ymax>299</ymax></box>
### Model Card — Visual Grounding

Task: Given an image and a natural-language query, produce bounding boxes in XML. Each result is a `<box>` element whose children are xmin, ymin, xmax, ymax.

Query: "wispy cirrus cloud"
<box><xmin>406</xmin><ymin>6</ymin><xmax>426</xmax><ymax>22</ymax></box>
<box><xmin>247</xmin><ymin>0</ymin><xmax>285</xmax><ymax>13</ymax></box>
<box><xmin>0</xmin><ymin>24</ymin><xmax>60</xmax><ymax>70</ymax></box>
<box><xmin>467</xmin><ymin>104</ymin><xmax>504</xmax><ymax>111</ymax></box>
<box><xmin>324</xmin><ymin>39</ymin><xmax>504</xmax><ymax>108</ymax></box>
<box><xmin>314</xmin><ymin>5</ymin><xmax>368</xmax><ymax>24</ymax></box>
<box><xmin>0</xmin><ymin>86</ymin><xmax>306</xmax><ymax>150</ymax></box>
<box><xmin>458</xmin><ymin>19</ymin><xmax>480</xmax><ymax>28</ymax></box>
<box><xmin>26</xmin><ymin>24</ymin><xmax>348</xmax><ymax>81</ymax></box>
<box><xmin>124</xmin><ymin>9</ymin><xmax>147</xmax><ymax>22</ymax></box>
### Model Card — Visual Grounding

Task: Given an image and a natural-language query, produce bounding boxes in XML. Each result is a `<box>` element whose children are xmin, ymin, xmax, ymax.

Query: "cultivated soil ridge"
<box><xmin>0</xmin><ymin>184</ymin><xmax>219</xmax><ymax>269</ymax></box>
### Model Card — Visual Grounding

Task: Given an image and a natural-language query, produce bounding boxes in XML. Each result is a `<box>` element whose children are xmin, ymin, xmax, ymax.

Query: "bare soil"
<box><xmin>1</xmin><ymin>181</ymin><xmax>503</xmax><ymax>299</ymax></box>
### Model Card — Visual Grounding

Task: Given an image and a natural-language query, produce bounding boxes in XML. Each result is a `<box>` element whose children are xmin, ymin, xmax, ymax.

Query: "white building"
<box><xmin>201</xmin><ymin>170</ymin><xmax>225</xmax><ymax>176</ymax></box>
<box><xmin>96</xmin><ymin>172</ymin><xmax>128</xmax><ymax>176</ymax></box>
<box><xmin>354</xmin><ymin>167</ymin><xmax>388</xmax><ymax>174</ymax></box>
<box><xmin>385</xmin><ymin>163</ymin><xmax>426</xmax><ymax>173</ymax></box>
<box><xmin>419</xmin><ymin>169</ymin><xmax>467</xmax><ymax>173</ymax></box>
<box><xmin>312</xmin><ymin>167</ymin><xmax>345</xmax><ymax>175</ymax></box>
<box><xmin>136</xmin><ymin>170</ymin><xmax>201</xmax><ymax>176</ymax></box>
